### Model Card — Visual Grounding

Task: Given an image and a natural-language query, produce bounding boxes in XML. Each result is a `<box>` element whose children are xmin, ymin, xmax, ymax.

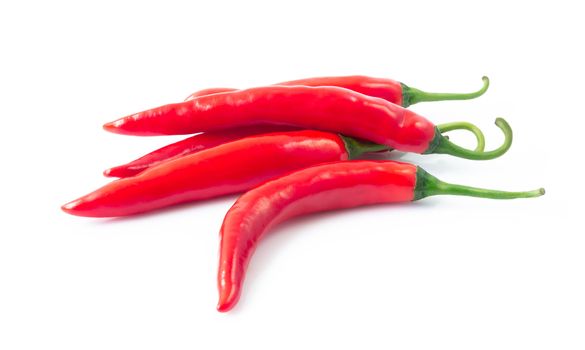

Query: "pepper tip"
<box><xmin>61</xmin><ymin>200</ymin><xmax>79</xmax><ymax>215</ymax></box>
<box><xmin>103</xmin><ymin>118</ymin><xmax>127</xmax><ymax>134</ymax></box>
<box><xmin>216</xmin><ymin>302</ymin><xmax>232</xmax><ymax>313</ymax></box>
<box><xmin>216</xmin><ymin>288</ymin><xmax>239</xmax><ymax>312</ymax></box>
<box><xmin>102</xmin><ymin>121</ymin><xmax>116</xmax><ymax>133</ymax></box>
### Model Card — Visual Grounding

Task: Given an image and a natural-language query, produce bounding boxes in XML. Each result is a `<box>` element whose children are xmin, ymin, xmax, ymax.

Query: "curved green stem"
<box><xmin>437</xmin><ymin>121</ymin><xmax>486</xmax><ymax>152</ymax></box>
<box><xmin>426</xmin><ymin>118</ymin><xmax>512</xmax><ymax>160</ymax></box>
<box><xmin>414</xmin><ymin>167</ymin><xmax>545</xmax><ymax>201</ymax></box>
<box><xmin>402</xmin><ymin>76</ymin><xmax>489</xmax><ymax>107</ymax></box>
<box><xmin>340</xmin><ymin>135</ymin><xmax>389</xmax><ymax>159</ymax></box>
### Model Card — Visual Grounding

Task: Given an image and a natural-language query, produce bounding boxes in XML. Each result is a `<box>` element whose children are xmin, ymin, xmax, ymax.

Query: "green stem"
<box><xmin>340</xmin><ymin>135</ymin><xmax>389</xmax><ymax>159</ymax></box>
<box><xmin>426</xmin><ymin>118</ymin><xmax>512</xmax><ymax>160</ymax></box>
<box><xmin>402</xmin><ymin>76</ymin><xmax>489</xmax><ymax>107</ymax></box>
<box><xmin>414</xmin><ymin>167</ymin><xmax>545</xmax><ymax>201</ymax></box>
<box><xmin>437</xmin><ymin>121</ymin><xmax>486</xmax><ymax>152</ymax></box>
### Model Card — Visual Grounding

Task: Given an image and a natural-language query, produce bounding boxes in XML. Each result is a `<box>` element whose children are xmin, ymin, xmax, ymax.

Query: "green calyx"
<box><xmin>413</xmin><ymin>167</ymin><xmax>545</xmax><ymax>201</ymax></box>
<box><xmin>426</xmin><ymin>118</ymin><xmax>513</xmax><ymax>160</ymax></box>
<box><xmin>401</xmin><ymin>76</ymin><xmax>489</xmax><ymax>107</ymax></box>
<box><xmin>340</xmin><ymin>135</ymin><xmax>389</xmax><ymax>159</ymax></box>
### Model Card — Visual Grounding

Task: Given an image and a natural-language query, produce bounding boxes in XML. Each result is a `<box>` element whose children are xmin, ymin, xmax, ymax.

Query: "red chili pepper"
<box><xmin>103</xmin><ymin>125</ymin><xmax>298</xmax><ymax>177</ymax></box>
<box><xmin>104</xmin><ymin>86</ymin><xmax>508</xmax><ymax>160</ymax></box>
<box><xmin>185</xmin><ymin>76</ymin><xmax>490</xmax><ymax>108</ymax></box>
<box><xmin>104</xmin><ymin>121</ymin><xmax>486</xmax><ymax>178</ymax></box>
<box><xmin>217</xmin><ymin>160</ymin><xmax>545</xmax><ymax>312</ymax></box>
<box><xmin>62</xmin><ymin>131</ymin><xmax>387</xmax><ymax>217</ymax></box>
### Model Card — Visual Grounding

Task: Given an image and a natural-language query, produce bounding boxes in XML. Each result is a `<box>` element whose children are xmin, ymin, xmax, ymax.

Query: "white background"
<box><xmin>1</xmin><ymin>1</ymin><xmax>583</xmax><ymax>349</ymax></box>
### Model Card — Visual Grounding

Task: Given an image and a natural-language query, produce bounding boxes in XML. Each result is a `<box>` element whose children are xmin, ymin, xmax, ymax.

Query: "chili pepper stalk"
<box><xmin>184</xmin><ymin>76</ymin><xmax>490</xmax><ymax>108</ymax></box>
<box><xmin>401</xmin><ymin>76</ymin><xmax>489</xmax><ymax>107</ymax></box>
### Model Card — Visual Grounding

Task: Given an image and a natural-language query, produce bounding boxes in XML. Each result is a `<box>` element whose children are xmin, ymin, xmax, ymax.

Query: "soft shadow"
<box><xmin>358</xmin><ymin>151</ymin><xmax>463</xmax><ymax>173</ymax></box>
<box><xmin>359</xmin><ymin>150</ymin><xmax>404</xmax><ymax>160</ymax></box>
<box><xmin>232</xmin><ymin>199</ymin><xmax>441</xmax><ymax>312</ymax></box>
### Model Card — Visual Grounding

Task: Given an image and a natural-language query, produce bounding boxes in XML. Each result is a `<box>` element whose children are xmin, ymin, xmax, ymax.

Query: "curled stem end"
<box><xmin>427</xmin><ymin>118</ymin><xmax>513</xmax><ymax>160</ymax></box>
<box><xmin>437</xmin><ymin>121</ymin><xmax>486</xmax><ymax>152</ymax></box>
<box><xmin>402</xmin><ymin>76</ymin><xmax>490</xmax><ymax>107</ymax></box>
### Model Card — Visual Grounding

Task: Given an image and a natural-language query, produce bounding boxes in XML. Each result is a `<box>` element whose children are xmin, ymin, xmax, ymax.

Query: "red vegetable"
<box><xmin>104</xmin><ymin>125</ymin><xmax>297</xmax><ymax>178</ymax></box>
<box><xmin>62</xmin><ymin>131</ymin><xmax>386</xmax><ymax>217</ymax></box>
<box><xmin>104</xmin><ymin>121</ymin><xmax>486</xmax><ymax>178</ymax></box>
<box><xmin>185</xmin><ymin>76</ymin><xmax>490</xmax><ymax>108</ymax></box>
<box><xmin>104</xmin><ymin>86</ymin><xmax>509</xmax><ymax>160</ymax></box>
<box><xmin>217</xmin><ymin>160</ymin><xmax>545</xmax><ymax>312</ymax></box>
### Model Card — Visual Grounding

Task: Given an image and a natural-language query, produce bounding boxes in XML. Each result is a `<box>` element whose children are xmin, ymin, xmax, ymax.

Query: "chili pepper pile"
<box><xmin>62</xmin><ymin>75</ymin><xmax>544</xmax><ymax>312</ymax></box>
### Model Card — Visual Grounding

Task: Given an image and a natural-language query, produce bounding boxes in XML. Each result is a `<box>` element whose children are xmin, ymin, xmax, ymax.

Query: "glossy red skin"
<box><xmin>217</xmin><ymin>160</ymin><xmax>417</xmax><ymax>312</ymax></box>
<box><xmin>62</xmin><ymin>131</ymin><xmax>349</xmax><ymax>217</ymax></box>
<box><xmin>104</xmin><ymin>125</ymin><xmax>298</xmax><ymax>178</ymax></box>
<box><xmin>184</xmin><ymin>75</ymin><xmax>403</xmax><ymax>105</ymax></box>
<box><xmin>104</xmin><ymin>86</ymin><xmax>436</xmax><ymax>154</ymax></box>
